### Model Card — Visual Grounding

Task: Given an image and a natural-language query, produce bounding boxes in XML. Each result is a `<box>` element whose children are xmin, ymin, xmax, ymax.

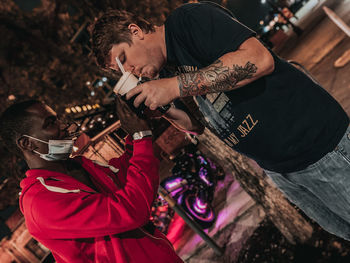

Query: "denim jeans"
<box><xmin>265</xmin><ymin>126</ymin><xmax>350</xmax><ymax>240</ymax></box>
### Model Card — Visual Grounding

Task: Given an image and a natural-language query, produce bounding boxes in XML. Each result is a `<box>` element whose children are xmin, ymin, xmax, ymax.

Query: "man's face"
<box><xmin>24</xmin><ymin>103</ymin><xmax>69</xmax><ymax>153</ymax></box>
<box><xmin>108</xmin><ymin>26</ymin><xmax>165</xmax><ymax>79</ymax></box>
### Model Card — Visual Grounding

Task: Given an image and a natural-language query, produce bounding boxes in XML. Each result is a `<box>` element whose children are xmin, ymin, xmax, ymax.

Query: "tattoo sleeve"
<box><xmin>177</xmin><ymin>60</ymin><xmax>257</xmax><ymax>97</ymax></box>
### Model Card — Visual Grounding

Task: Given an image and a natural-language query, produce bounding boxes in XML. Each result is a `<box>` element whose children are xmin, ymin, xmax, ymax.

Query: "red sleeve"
<box><xmin>28</xmin><ymin>137</ymin><xmax>160</xmax><ymax>239</ymax></box>
<box><xmin>108</xmin><ymin>134</ymin><xmax>133</xmax><ymax>168</ymax></box>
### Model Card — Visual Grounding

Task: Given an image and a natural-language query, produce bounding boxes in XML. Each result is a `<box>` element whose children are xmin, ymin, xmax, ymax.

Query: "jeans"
<box><xmin>265</xmin><ymin>126</ymin><xmax>350</xmax><ymax>240</ymax></box>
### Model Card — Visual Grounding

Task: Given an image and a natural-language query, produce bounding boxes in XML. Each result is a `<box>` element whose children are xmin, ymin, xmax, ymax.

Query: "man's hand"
<box><xmin>125</xmin><ymin>77</ymin><xmax>180</xmax><ymax>111</ymax></box>
<box><xmin>115</xmin><ymin>96</ymin><xmax>150</xmax><ymax>135</ymax></box>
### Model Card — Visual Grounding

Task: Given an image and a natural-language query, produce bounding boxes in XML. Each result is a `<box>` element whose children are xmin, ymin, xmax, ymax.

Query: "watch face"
<box><xmin>133</xmin><ymin>130</ymin><xmax>152</xmax><ymax>140</ymax></box>
<box><xmin>134</xmin><ymin>133</ymin><xmax>142</xmax><ymax>140</ymax></box>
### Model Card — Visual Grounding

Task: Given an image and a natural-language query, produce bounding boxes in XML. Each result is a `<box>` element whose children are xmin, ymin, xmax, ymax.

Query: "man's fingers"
<box><xmin>144</xmin><ymin>96</ymin><xmax>154</xmax><ymax>108</ymax></box>
<box><xmin>133</xmin><ymin>93</ymin><xmax>147</xmax><ymax>108</ymax></box>
<box><xmin>149</xmin><ymin>103</ymin><xmax>158</xmax><ymax>111</ymax></box>
<box><xmin>126</xmin><ymin>85</ymin><xmax>142</xmax><ymax>100</ymax></box>
<box><xmin>143</xmin><ymin>96</ymin><xmax>159</xmax><ymax>111</ymax></box>
<box><xmin>116</xmin><ymin>97</ymin><xmax>131</xmax><ymax>119</ymax></box>
<box><xmin>116</xmin><ymin>96</ymin><xmax>126</xmax><ymax>109</ymax></box>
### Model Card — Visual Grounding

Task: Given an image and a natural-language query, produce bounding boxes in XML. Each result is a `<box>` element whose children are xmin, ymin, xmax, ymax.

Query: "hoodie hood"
<box><xmin>19</xmin><ymin>156</ymin><xmax>118</xmax><ymax>214</ymax></box>
<box><xmin>19</xmin><ymin>169</ymin><xmax>84</xmax><ymax>214</ymax></box>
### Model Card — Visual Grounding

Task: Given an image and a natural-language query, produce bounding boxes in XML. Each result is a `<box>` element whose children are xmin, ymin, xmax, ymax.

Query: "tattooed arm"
<box><xmin>178</xmin><ymin>37</ymin><xmax>274</xmax><ymax>96</ymax></box>
<box><xmin>127</xmin><ymin>37</ymin><xmax>274</xmax><ymax>110</ymax></box>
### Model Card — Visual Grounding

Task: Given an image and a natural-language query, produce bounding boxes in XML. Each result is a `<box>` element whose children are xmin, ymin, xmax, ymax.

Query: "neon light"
<box><xmin>165</xmin><ymin>178</ymin><xmax>183</xmax><ymax>190</ymax></box>
<box><xmin>199</xmin><ymin>167</ymin><xmax>211</xmax><ymax>185</ymax></box>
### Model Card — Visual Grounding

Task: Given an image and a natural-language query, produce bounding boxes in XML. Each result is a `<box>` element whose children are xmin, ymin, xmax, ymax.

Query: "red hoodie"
<box><xmin>19</xmin><ymin>136</ymin><xmax>183</xmax><ymax>263</ymax></box>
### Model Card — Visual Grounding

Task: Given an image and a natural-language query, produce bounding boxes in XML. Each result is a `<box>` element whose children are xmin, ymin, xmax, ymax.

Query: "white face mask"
<box><xmin>23</xmin><ymin>135</ymin><xmax>74</xmax><ymax>161</ymax></box>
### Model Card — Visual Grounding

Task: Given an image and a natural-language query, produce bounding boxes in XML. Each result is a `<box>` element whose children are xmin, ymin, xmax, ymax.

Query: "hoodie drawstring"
<box><xmin>36</xmin><ymin>177</ymin><xmax>80</xmax><ymax>194</ymax></box>
<box><xmin>92</xmin><ymin>160</ymin><xmax>119</xmax><ymax>173</ymax></box>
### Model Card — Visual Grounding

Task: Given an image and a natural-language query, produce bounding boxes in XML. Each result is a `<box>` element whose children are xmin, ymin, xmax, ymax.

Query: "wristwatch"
<box><xmin>132</xmin><ymin>130</ymin><xmax>152</xmax><ymax>140</ymax></box>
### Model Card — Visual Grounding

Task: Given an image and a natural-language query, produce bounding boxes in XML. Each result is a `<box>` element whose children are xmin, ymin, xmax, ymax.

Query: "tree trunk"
<box><xmin>197</xmin><ymin>128</ymin><xmax>313</xmax><ymax>244</ymax></box>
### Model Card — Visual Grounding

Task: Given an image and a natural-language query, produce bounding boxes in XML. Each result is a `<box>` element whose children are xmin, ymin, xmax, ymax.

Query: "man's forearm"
<box><xmin>177</xmin><ymin>59</ymin><xmax>258</xmax><ymax>97</ymax></box>
<box><xmin>176</xmin><ymin>37</ymin><xmax>274</xmax><ymax>97</ymax></box>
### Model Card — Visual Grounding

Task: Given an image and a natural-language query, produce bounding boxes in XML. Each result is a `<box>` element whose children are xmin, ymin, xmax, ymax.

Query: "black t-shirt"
<box><xmin>164</xmin><ymin>2</ymin><xmax>349</xmax><ymax>173</ymax></box>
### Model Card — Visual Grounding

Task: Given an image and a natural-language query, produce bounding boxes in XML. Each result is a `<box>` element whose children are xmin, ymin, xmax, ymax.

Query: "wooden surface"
<box><xmin>279</xmin><ymin>1</ymin><xmax>350</xmax><ymax>115</ymax></box>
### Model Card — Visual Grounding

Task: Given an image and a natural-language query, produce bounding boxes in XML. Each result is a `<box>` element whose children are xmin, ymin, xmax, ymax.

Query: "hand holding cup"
<box><xmin>115</xmin><ymin>96</ymin><xmax>150</xmax><ymax>135</ymax></box>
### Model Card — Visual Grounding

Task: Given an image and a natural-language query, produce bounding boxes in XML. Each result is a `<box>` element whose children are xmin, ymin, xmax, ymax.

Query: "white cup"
<box><xmin>113</xmin><ymin>72</ymin><xmax>139</xmax><ymax>95</ymax></box>
<box><xmin>113</xmin><ymin>72</ymin><xmax>171</xmax><ymax>116</ymax></box>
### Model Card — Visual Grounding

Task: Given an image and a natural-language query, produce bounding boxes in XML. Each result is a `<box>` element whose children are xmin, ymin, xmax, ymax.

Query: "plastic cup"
<box><xmin>113</xmin><ymin>72</ymin><xmax>146</xmax><ymax>117</ymax></box>
<box><xmin>113</xmin><ymin>72</ymin><xmax>171</xmax><ymax>119</ymax></box>
<box><xmin>113</xmin><ymin>72</ymin><xmax>139</xmax><ymax>95</ymax></box>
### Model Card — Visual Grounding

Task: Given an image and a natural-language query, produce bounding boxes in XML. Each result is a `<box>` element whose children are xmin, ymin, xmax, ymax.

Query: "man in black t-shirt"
<box><xmin>91</xmin><ymin>2</ymin><xmax>350</xmax><ymax>240</ymax></box>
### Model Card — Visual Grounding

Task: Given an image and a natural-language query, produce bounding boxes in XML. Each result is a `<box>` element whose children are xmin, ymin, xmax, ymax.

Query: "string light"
<box><xmin>8</xmin><ymin>95</ymin><xmax>16</xmax><ymax>101</ymax></box>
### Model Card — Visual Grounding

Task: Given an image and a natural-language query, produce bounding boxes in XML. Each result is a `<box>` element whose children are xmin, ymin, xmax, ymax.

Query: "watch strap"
<box><xmin>132</xmin><ymin>130</ymin><xmax>152</xmax><ymax>140</ymax></box>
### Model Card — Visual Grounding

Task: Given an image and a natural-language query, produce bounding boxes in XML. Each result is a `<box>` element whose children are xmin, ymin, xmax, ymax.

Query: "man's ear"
<box><xmin>128</xmin><ymin>24</ymin><xmax>144</xmax><ymax>40</ymax></box>
<box><xmin>17</xmin><ymin>136</ymin><xmax>34</xmax><ymax>152</ymax></box>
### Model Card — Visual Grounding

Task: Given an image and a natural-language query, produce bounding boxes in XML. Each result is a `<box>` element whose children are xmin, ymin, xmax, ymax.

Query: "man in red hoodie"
<box><xmin>0</xmin><ymin>99</ymin><xmax>183</xmax><ymax>263</ymax></box>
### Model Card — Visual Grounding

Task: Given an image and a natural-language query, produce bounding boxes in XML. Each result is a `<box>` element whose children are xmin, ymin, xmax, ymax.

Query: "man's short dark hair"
<box><xmin>0</xmin><ymin>100</ymin><xmax>41</xmax><ymax>157</ymax></box>
<box><xmin>91</xmin><ymin>9</ymin><xmax>155</xmax><ymax>68</ymax></box>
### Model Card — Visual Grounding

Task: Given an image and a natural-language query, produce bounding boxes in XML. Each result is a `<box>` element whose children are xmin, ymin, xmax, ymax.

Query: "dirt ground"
<box><xmin>237</xmin><ymin>216</ymin><xmax>350</xmax><ymax>263</ymax></box>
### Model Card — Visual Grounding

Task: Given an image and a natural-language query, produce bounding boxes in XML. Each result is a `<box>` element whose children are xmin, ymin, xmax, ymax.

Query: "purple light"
<box><xmin>165</xmin><ymin>178</ymin><xmax>185</xmax><ymax>197</ymax></box>
<box><xmin>185</xmin><ymin>195</ymin><xmax>215</xmax><ymax>222</ymax></box>
<box><xmin>193</xmin><ymin>198</ymin><xmax>208</xmax><ymax>214</ymax></box>
<box><xmin>165</xmin><ymin>178</ymin><xmax>182</xmax><ymax>190</ymax></box>
<box><xmin>196</xmin><ymin>198</ymin><xmax>207</xmax><ymax>209</ymax></box>
<box><xmin>199</xmin><ymin>167</ymin><xmax>211</xmax><ymax>186</ymax></box>
<box><xmin>177</xmin><ymin>194</ymin><xmax>183</xmax><ymax>205</ymax></box>
<box><xmin>171</xmin><ymin>187</ymin><xmax>183</xmax><ymax>197</ymax></box>
<box><xmin>207</xmin><ymin>158</ymin><xmax>217</xmax><ymax>170</ymax></box>
<box><xmin>194</xmin><ymin>205</ymin><xmax>205</xmax><ymax>214</ymax></box>
<box><xmin>197</xmin><ymin>155</ymin><xmax>207</xmax><ymax>165</ymax></box>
